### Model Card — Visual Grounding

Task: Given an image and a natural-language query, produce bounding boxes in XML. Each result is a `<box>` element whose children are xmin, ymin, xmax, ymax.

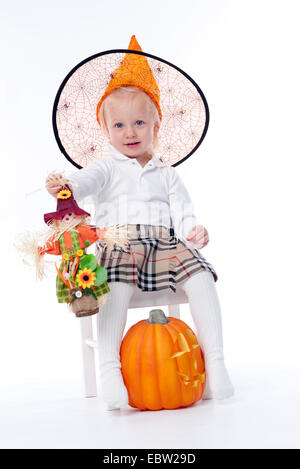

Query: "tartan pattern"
<box><xmin>95</xmin><ymin>280</ymin><xmax>110</xmax><ymax>296</ymax></box>
<box><xmin>70</xmin><ymin>231</ymin><xmax>82</xmax><ymax>251</ymax></box>
<box><xmin>56</xmin><ymin>230</ymin><xmax>110</xmax><ymax>303</ymax></box>
<box><xmin>59</xmin><ymin>233</ymin><xmax>67</xmax><ymax>253</ymax></box>
<box><xmin>56</xmin><ymin>261</ymin><xmax>110</xmax><ymax>303</ymax></box>
<box><xmin>95</xmin><ymin>224</ymin><xmax>218</xmax><ymax>293</ymax></box>
<box><xmin>56</xmin><ymin>264</ymin><xmax>70</xmax><ymax>303</ymax></box>
<box><xmin>58</xmin><ymin>230</ymin><xmax>82</xmax><ymax>255</ymax></box>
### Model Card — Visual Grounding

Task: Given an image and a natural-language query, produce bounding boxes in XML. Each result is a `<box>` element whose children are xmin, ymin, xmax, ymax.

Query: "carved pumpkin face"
<box><xmin>120</xmin><ymin>309</ymin><xmax>206</xmax><ymax>411</ymax></box>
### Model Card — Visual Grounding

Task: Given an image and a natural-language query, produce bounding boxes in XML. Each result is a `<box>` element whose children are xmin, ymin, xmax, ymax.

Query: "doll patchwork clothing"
<box><xmin>95</xmin><ymin>224</ymin><xmax>217</xmax><ymax>293</ymax></box>
<box><xmin>38</xmin><ymin>226</ymin><xmax>110</xmax><ymax>303</ymax></box>
<box><xmin>56</xmin><ymin>267</ymin><xmax>109</xmax><ymax>303</ymax></box>
<box><xmin>56</xmin><ymin>229</ymin><xmax>110</xmax><ymax>303</ymax></box>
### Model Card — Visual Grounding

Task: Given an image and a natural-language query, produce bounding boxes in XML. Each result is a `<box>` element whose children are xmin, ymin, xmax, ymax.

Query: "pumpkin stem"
<box><xmin>147</xmin><ymin>309</ymin><xmax>170</xmax><ymax>324</ymax></box>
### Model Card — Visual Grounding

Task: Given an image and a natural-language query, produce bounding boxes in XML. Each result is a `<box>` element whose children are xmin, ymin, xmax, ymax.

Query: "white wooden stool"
<box><xmin>80</xmin><ymin>284</ymin><xmax>189</xmax><ymax>397</ymax></box>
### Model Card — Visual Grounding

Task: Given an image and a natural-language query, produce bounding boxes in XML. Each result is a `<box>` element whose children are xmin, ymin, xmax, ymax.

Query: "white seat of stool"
<box><xmin>128</xmin><ymin>283</ymin><xmax>188</xmax><ymax>308</ymax></box>
<box><xmin>80</xmin><ymin>285</ymin><xmax>188</xmax><ymax>398</ymax></box>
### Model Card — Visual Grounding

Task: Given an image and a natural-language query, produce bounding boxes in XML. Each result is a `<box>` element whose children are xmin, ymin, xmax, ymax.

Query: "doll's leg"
<box><xmin>180</xmin><ymin>270</ymin><xmax>234</xmax><ymax>400</ymax></box>
<box><xmin>96</xmin><ymin>281</ymin><xmax>136</xmax><ymax>410</ymax></box>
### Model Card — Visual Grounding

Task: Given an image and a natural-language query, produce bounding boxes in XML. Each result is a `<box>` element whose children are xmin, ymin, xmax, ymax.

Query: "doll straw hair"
<box><xmin>15</xmin><ymin>230</ymin><xmax>52</xmax><ymax>281</ymax></box>
<box><xmin>98</xmin><ymin>86</ymin><xmax>161</xmax><ymax>152</ymax></box>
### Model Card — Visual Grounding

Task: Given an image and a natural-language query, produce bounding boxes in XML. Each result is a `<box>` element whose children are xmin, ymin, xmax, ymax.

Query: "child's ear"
<box><xmin>154</xmin><ymin>122</ymin><xmax>160</xmax><ymax>135</ymax></box>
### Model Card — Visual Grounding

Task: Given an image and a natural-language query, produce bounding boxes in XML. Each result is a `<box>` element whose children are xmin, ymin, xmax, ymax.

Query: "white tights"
<box><xmin>96</xmin><ymin>270</ymin><xmax>234</xmax><ymax>409</ymax></box>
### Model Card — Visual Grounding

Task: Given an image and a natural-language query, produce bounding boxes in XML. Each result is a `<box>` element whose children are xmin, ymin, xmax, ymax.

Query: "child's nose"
<box><xmin>125</xmin><ymin>126</ymin><xmax>137</xmax><ymax>137</ymax></box>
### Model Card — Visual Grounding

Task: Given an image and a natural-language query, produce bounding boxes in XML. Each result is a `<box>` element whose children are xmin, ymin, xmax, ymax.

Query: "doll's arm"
<box><xmin>66</xmin><ymin>159</ymin><xmax>111</xmax><ymax>202</ymax></box>
<box><xmin>82</xmin><ymin>225</ymin><xmax>129</xmax><ymax>252</ymax></box>
<box><xmin>77</xmin><ymin>225</ymin><xmax>99</xmax><ymax>247</ymax></box>
<box><xmin>38</xmin><ymin>233</ymin><xmax>61</xmax><ymax>256</ymax></box>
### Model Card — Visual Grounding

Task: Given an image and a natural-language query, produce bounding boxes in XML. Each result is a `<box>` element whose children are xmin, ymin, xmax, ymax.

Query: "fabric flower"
<box><xmin>76</xmin><ymin>249</ymin><xmax>84</xmax><ymax>257</ymax></box>
<box><xmin>76</xmin><ymin>268</ymin><xmax>96</xmax><ymax>289</ymax></box>
<box><xmin>63</xmin><ymin>253</ymin><xmax>70</xmax><ymax>260</ymax></box>
<box><xmin>57</xmin><ymin>189</ymin><xmax>72</xmax><ymax>200</ymax></box>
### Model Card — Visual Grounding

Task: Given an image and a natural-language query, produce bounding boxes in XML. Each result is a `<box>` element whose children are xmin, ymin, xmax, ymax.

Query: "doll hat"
<box><xmin>44</xmin><ymin>186</ymin><xmax>90</xmax><ymax>225</ymax></box>
<box><xmin>53</xmin><ymin>35</ymin><xmax>209</xmax><ymax>168</ymax></box>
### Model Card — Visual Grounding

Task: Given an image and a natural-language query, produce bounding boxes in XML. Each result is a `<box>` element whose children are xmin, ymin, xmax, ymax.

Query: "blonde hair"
<box><xmin>98</xmin><ymin>86</ymin><xmax>161</xmax><ymax>152</ymax></box>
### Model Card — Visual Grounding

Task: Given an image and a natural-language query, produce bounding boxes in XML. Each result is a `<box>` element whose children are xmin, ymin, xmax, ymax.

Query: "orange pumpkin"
<box><xmin>120</xmin><ymin>309</ymin><xmax>206</xmax><ymax>411</ymax></box>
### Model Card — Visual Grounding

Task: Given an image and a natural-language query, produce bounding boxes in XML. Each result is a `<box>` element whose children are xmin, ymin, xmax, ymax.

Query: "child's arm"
<box><xmin>67</xmin><ymin>159</ymin><xmax>110</xmax><ymax>201</ymax></box>
<box><xmin>45</xmin><ymin>159</ymin><xmax>110</xmax><ymax>201</ymax></box>
<box><xmin>167</xmin><ymin>167</ymin><xmax>209</xmax><ymax>249</ymax></box>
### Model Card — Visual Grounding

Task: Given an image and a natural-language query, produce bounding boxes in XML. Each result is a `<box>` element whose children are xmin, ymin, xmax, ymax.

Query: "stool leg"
<box><xmin>80</xmin><ymin>316</ymin><xmax>97</xmax><ymax>398</ymax></box>
<box><xmin>168</xmin><ymin>304</ymin><xmax>180</xmax><ymax>319</ymax></box>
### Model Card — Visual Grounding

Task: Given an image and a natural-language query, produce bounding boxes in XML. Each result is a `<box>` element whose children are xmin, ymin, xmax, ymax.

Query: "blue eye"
<box><xmin>136</xmin><ymin>120</ymin><xmax>144</xmax><ymax>126</ymax></box>
<box><xmin>115</xmin><ymin>123</ymin><xmax>123</xmax><ymax>128</ymax></box>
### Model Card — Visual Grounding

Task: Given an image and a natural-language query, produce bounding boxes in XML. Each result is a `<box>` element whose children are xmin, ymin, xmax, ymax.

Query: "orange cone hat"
<box><xmin>96</xmin><ymin>35</ymin><xmax>162</xmax><ymax>126</ymax></box>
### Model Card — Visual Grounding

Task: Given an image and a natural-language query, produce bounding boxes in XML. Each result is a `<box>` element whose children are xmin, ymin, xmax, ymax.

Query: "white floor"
<box><xmin>1</xmin><ymin>363</ymin><xmax>300</xmax><ymax>449</ymax></box>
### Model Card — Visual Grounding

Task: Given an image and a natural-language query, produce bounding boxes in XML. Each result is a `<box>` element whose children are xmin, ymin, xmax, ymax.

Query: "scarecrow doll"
<box><xmin>37</xmin><ymin>185</ymin><xmax>111</xmax><ymax>317</ymax></box>
<box><xmin>18</xmin><ymin>182</ymin><xmax>129</xmax><ymax>318</ymax></box>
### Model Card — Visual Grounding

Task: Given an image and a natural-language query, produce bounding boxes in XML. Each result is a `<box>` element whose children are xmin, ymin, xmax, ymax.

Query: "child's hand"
<box><xmin>45</xmin><ymin>172</ymin><xmax>71</xmax><ymax>197</ymax></box>
<box><xmin>186</xmin><ymin>225</ymin><xmax>209</xmax><ymax>249</ymax></box>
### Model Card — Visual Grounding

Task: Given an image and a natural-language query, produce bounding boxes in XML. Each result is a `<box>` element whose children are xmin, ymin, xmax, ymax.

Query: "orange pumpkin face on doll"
<box><xmin>120</xmin><ymin>309</ymin><xmax>206</xmax><ymax>411</ymax></box>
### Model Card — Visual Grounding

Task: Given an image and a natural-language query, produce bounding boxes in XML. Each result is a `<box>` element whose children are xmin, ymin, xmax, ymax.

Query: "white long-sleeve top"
<box><xmin>67</xmin><ymin>143</ymin><xmax>199</xmax><ymax>251</ymax></box>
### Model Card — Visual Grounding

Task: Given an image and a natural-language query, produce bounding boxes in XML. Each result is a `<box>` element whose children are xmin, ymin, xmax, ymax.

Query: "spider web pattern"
<box><xmin>55</xmin><ymin>53</ymin><xmax>208</xmax><ymax>168</ymax></box>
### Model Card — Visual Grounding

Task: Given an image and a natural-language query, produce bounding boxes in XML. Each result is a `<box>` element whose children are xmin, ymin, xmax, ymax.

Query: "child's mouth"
<box><xmin>125</xmin><ymin>142</ymin><xmax>140</xmax><ymax>147</ymax></box>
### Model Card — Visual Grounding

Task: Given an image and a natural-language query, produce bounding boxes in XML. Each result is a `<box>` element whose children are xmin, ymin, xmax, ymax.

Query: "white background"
<box><xmin>1</xmin><ymin>0</ymin><xmax>300</xmax><ymax>449</ymax></box>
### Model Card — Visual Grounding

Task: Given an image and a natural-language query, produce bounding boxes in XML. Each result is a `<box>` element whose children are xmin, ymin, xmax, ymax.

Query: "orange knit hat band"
<box><xmin>96</xmin><ymin>36</ymin><xmax>162</xmax><ymax>126</ymax></box>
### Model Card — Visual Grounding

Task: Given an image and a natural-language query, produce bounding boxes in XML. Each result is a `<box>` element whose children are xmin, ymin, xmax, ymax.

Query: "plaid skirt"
<box><xmin>95</xmin><ymin>224</ymin><xmax>217</xmax><ymax>293</ymax></box>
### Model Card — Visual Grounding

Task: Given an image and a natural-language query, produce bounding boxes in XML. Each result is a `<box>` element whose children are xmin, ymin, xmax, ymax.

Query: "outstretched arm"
<box><xmin>45</xmin><ymin>159</ymin><xmax>110</xmax><ymax>201</ymax></box>
<box><xmin>67</xmin><ymin>159</ymin><xmax>110</xmax><ymax>201</ymax></box>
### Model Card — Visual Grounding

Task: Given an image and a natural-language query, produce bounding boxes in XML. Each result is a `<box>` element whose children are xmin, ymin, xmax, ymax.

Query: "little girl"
<box><xmin>47</xmin><ymin>36</ymin><xmax>234</xmax><ymax>409</ymax></box>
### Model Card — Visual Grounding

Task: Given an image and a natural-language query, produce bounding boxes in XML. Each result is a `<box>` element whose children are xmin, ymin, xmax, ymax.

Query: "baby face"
<box><xmin>104</xmin><ymin>91</ymin><xmax>159</xmax><ymax>159</ymax></box>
